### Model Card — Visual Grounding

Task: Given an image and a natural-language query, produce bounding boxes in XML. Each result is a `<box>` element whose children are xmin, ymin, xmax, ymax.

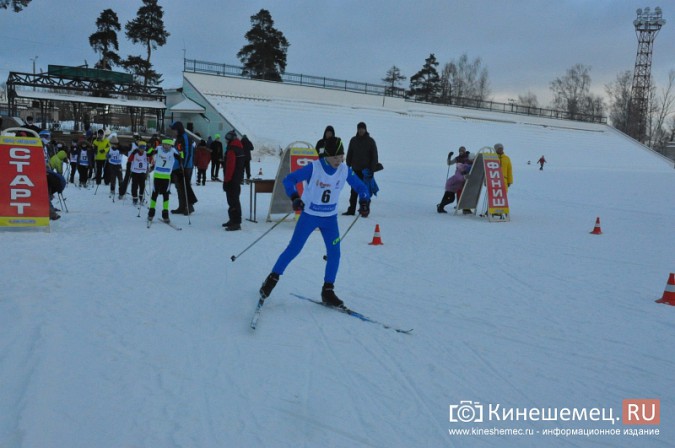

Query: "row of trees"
<box><xmin>88</xmin><ymin>0</ymin><xmax>169</xmax><ymax>88</ymax></box>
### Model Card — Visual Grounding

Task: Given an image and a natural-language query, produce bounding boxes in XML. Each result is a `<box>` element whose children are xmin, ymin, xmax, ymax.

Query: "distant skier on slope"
<box><xmin>259</xmin><ymin>135</ymin><xmax>370</xmax><ymax>308</ymax></box>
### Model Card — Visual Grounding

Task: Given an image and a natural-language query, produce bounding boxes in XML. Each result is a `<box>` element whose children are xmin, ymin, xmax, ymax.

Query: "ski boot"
<box><xmin>321</xmin><ymin>282</ymin><xmax>344</xmax><ymax>308</ymax></box>
<box><xmin>260</xmin><ymin>273</ymin><xmax>279</xmax><ymax>299</ymax></box>
<box><xmin>162</xmin><ymin>209</ymin><xmax>170</xmax><ymax>223</ymax></box>
<box><xmin>147</xmin><ymin>208</ymin><xmax>156</xmax><ymax>220</ymax></box>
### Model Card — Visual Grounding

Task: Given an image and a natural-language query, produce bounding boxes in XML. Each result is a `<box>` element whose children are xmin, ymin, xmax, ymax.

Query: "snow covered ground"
<box><xmin>1</xmin><ymin>89</ymin><xmax>674</xmax><ymax>448</ymax></box>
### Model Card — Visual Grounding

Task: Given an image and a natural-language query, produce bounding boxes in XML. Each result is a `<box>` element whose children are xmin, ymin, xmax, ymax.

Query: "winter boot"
<box><xmin>260</xmin><ymin>273</ymin><xmax>279</xmax><ymax>299</ymax></box>
<box><xmin>321</xmin><ymin>282</ymin><xmax>344</xmax><ymax>308</ymax></box>
<box><xmin>148</xmin><ymin>208</ymin><xmax>156</xmax><ymax>220</ymax></box>
<box><xmin>162</xmin><ymin>209</ymin><xmax>170</xmax><ymax>223</ymax></box>
<box><xmin>133</xmin><ymin>197</ymin><xmax>138</xmax><ymax>205</ymax></box>
<box><xmin>437</xmin><ymin>204</ymin><xmax>447</xmax><ymax>213</ymax></box>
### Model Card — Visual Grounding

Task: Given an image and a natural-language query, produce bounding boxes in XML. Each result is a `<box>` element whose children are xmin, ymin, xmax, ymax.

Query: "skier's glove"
<box><xmin>291</xmin><ymin>193</ymin><xmax>304</xmax><ymax>211</ymax></box>
<box><xmin>358</xmin><ymin>199</ymin><xmax>370</xmax><ymax>218</ymax></box>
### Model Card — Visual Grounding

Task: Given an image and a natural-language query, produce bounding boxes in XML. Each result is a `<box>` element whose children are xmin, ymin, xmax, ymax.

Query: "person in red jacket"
<box><xmin>538</xmin><ymin>155</ymin><xmax>546</xmax><ymax>170</ymax></box>
<box><xmin>194</xmin><ymin>139</ymin><xmax>211</xmax><ymax>185</ymax></box>
<box><xmin>222</xmin><ymin>131</ymin><xmax>246</xmax><ymax>231</ymax></box>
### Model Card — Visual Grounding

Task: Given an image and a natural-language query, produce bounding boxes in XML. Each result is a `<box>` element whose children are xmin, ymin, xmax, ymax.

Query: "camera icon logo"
<box><xmin>449</xmin><ymin>400</ymin><xmax>484</xmax><ymax>423</ymax></box>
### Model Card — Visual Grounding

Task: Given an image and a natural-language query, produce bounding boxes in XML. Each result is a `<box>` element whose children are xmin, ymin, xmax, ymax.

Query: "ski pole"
<box><xmin>231</xmin><ymin>211</ymin><xmax>293</xmax><ymax>262</ymax></box>
<box><xmin>446</xmin><ymin>151</ymin><xmax>454</xmax><ymax>179</ymax></box>
<box><xmin>181</xmin><ymin>167</ymin><xmax>191</xmax><ymax>225</ymax></box>
<box><xmin>57</xmin><ymin>193</ymin><xmax>69</xmax><ymax>213</ymax></box>
<box><xmin>323</xmin><ymin>214</ymin><xmax>361</xmax><ymax>260</ymax></box>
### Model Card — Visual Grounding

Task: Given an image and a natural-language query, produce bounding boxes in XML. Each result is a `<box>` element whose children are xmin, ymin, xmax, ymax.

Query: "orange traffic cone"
<box><xmin>655</xmin><ymin>273</ymin><xmax>675</xmax><ymax>306</ymax></box>
<box><xmin>590</xmin><ymin>217</ymin><xmax>602</xmax><ymax>235</ymax></box>
<box><xmin>258</xmin><ymin>168</ymin><xmax>263</xmax><ymax>176</ymax></box>
<box><xmin>369</xmin><ymin>224</ymin><xmax>384</xmax><ymax>245</ymax></box>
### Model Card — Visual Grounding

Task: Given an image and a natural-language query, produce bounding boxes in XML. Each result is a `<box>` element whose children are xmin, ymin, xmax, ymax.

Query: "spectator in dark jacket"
<box><xmin>344</xmin><ymin>122</ymin><xmax>378</xmax><ymax>215</ymax></box>
<box><xmin>210</xmin><ymin>134</ymin><xmax>223</xmax><ymax>181</ymax></box>
<box><xmin>222</xmin><ymin>131</ymin><xmax>246</xmax><ymax>231</ymax></box>
<box><xmin>170</xmin><ymin>121</ymin><xmax>197</xmax><ymax>215</ymax></box>
<box><xmin>315</xmin><ymin>125</ymin><xmax>335</xmax><ymax>152</ymax></box>
<box><xmin>241</xmin><ymin>135</ymin><xmax>254</xmax><ymax>182</ymax></box>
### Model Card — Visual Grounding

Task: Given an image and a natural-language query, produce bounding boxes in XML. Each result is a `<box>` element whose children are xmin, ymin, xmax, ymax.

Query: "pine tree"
<box><xmin>382</xmin><ymin>66</ymin><xmax>407</xmax><ymax>96</ymax></box>
<box><xmin>124</xmin><ymin>0</ymin><xmax>169</xmax><ymax>87</ymax></box>
<box><xmin>237</xmin><ymin>9</ymin><xmax>290</xmax><ymax>81</ymax></box>
<box><xmin>408</xmin><ymin>54</ymin><xmax>441</xmax><ymax>102</ymax></box>
<box><xmin>89</xmin><ymin>9</ymin><xmax>122</xmax><ymax>70</ymax></box>
<box><xmin>0</xmin><ymin>0</ymin><xmax>31</xmax><ymax>12</ymax></box>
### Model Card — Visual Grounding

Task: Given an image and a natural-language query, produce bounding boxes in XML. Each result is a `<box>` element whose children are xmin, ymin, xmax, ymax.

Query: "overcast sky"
<box><xmin>1</xmin><ymin>0</ymin><xmax>674</xmax><ymax>106</ymax></box>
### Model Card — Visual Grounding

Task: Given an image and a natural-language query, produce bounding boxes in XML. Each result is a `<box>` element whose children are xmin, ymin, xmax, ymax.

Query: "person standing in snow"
<box><xmin>107</xmin><ymin>137</ymin><xmax>124</xmax><ymax>199</ymax></box>
<box><xmin>259</xmin><ymin>135</ymin><xmax>371</xmax><ymax>308</ymax></box>
<box><xmin>494</xmin><ymin>143</ymin><xmax>513</xmax><ymax>188</ymax></box>
<box><xmin>170</xmin><ymin>121</ymin><xmax>197</xmax><ymax>215</ymax></box>
<box><xmin>315</xmin><ymin>125</ymin><xmax>335</xmax><ymax>152</ymax></box>
<box><xmin>68</xmin><ymin>139</ymin><xmax>79</xmax><ymax>184</ymax></box>
<box><xmin>128</xmin><ymin>141</ymin><xmax>152</xmax><ymax>205</ymax></box>
<box><xmin>148</xmin><ymin>139</ymin><xmax>182</xmax><ymax>223</ymax></box>
<box><xmin>240</xmin><ymin>135</ymin><xmax>254</xmax><ymax>183</ymax></box>
<box><xmin>344</xmin><ymin>121</ymin><xmax>378</xmax><ymax>215</ymax></box>
<box><xmin>92</xmin><ymin>129</ymin><xmax>110</xmax><ymax>186</ymax></box>
<box><xmin>538</xmin><ymin>155</ymin><xmax>546</xmax><ymax>170</ymax></box>
<box><xmin>76</xmin><ymin>138</ymin><xmax>93</xmax><ymax>188</ymax></box>
<box><xmin>221</xmin><ymin>131</ymin><xmax>246</xmax><ymax>231</ymax></box>
<box><xmin>210</xmin><ymin>134</ymin><xmax>224</xmax><ymax>181</ymax></box>
<box><xmin>194</xmin><ymin>139</ymin><xmax>211</xmax><ymax>186</ymax></box>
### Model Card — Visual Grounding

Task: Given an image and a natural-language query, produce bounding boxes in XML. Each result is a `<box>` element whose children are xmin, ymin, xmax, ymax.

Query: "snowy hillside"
<box><xmin>1</xmin><ymin>88</ymin><xmax>674</xmax><ymax>448</ymax></box>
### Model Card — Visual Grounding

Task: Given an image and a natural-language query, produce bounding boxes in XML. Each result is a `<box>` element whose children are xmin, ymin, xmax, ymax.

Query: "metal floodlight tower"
<box><xmin>628</xmin><ymin>6</ymin><xmax>666</xmax><ymax>143</ymax></box>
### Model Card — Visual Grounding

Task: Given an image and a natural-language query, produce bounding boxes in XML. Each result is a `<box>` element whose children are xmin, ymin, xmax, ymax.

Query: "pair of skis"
<box><xmin>250</xmin><ymin>293</ymin><xmax>412</xmax><ymax>334</ymax></box>
<box><xmin>147</xmin><ymin>217</ymin><xmax>182</xmax><ymax>230</ymax></box>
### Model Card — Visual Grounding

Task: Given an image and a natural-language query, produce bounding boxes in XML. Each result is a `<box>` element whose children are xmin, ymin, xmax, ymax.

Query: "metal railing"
<box><xmin>183</xmin><ymin>59</ymin><xmax>607</xmax><ymax>124</ymax></box>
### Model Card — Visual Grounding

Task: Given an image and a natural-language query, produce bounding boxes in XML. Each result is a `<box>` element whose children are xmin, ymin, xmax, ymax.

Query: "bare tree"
<box><xmin>517</xmin><ymin>91</ymin><xmax>539</xmax><ymax>108</ymax></box>
<box><xmin>440</xmin><ymin>53</ymin><xmax>490</xmax><ymax>105</ymax></box>
<box><xmin>648</xmin><ymin>70</ymin><xmax>675</xmax><ymax>151</ymax></box>
<box><xmin>605</xmin><ymin>70</ymin><xmax>632</xmax><ymax>133</ymax></box>
<box><xmin>550</xmin><ymin>63</ymin><xmax>603</xmax><ymax>120</ymax></box>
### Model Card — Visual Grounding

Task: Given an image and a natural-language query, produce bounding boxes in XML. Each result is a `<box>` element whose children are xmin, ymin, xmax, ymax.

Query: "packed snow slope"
<box><xmin>2</xmin><ymin>80</ymin><xmax>674</xmax><ymax>448</ymax></box>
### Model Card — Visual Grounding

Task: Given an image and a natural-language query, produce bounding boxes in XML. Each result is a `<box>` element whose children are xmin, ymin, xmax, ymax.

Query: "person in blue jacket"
<box><xmin>170</xmin><ymin>121</ymin><xmax>197</xmax><ymax>215</ymax></box>
<box><xmin>259</xmin><ymin>135</ymin><xmax>370</xmax><ymax>307</ymax></box>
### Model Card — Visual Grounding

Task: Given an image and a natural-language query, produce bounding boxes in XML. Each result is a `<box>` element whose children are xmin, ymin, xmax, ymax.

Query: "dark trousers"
<box><xmin>172</xmin><ymin>168</ymin><xmax>197</xmax><ymax>212</ymax></box>
<box><xmin>347</xmin><ymin>169</ymin><xmax>365</xmax><ymax>212</ymax></box>
<box><xmin>109</xmin><ymin>165</ymin><xmax>123</xmax><ymax>193</ymax></box>
<box><xmin>438</xmin><ymin>191</ymin><xmax>456</xmax><ymax>210</ymax></box>
<box><xmin>77</xmin><ymin>164</ymin><xmax>89</xmax><ymax>186</ymax></box>
<box><xmin>224</xmin><ymin>182</ymin><xmax>242</xmax><ymax>225</ymax></box>
<box><xmin>69</xmin><ymin>162</ymin><xmax>77</xmax><ymax>183</ymax></box>
<box><xmin>131</xmin><ymin>172</ymin><xmax>147</xmax><ymax>201</ymax></box>
<box><xmin>211</xmin><ymin>158</ymin><xmax>220</xmax><ymax>178</ymax></box>
<box><xmin>244</xmin><ymin>159</ymin><xmax>251</xmax><ymax>180</ymax></box>
<box><xmin>95</xmin><ymin>160</ymin><xmax>106</xmax><ymax>185</ymax></box>
<box><xmin>197</xmin><ymin>168</ymin><xmax>207</xmax><ymax>185</ymax></box>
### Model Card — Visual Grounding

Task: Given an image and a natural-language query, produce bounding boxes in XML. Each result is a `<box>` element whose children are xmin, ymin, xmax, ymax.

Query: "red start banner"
<box><xmin>482</xmin><ymin>152</ymin><xmax>510</xmax><ymax>219</ymax></box>
<box><xmin>0</xmin><ymin>135</ymin><xmax>50</xmax><ymax>230</ymax></box>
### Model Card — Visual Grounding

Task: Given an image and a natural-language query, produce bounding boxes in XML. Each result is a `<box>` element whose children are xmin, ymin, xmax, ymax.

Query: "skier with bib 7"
<box><xmin>259</xmin><ymin>134</ymin><xmax>370</xmax><ymax>307</ymax></box>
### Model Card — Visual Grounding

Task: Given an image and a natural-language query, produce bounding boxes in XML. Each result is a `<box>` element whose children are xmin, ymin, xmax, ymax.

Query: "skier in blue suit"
<box><xmin>259</xmin><ymin>135</ymin><xmax>370</xmax><ymax>307</ymax></box>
